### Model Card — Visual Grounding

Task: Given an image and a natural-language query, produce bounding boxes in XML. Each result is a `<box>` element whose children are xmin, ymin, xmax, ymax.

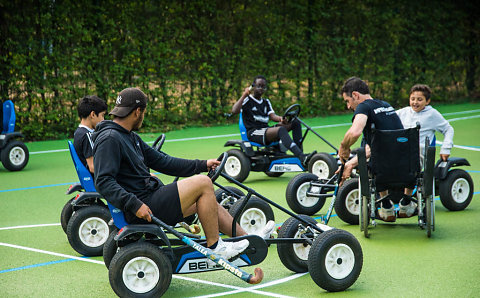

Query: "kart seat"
<box><xmin>2</xmin><ymin>100</ymin><xmax>16</xmax><ymax>134</ymax></box>
<box><xmin>239</xmin><ymin>112</ymin><xmax>279</xmax><ymax>147</ymax></box>
<box><xmin>67</xmin><ymin>140</ymin><xmax>128</xmax><ymax>229</ymax></box>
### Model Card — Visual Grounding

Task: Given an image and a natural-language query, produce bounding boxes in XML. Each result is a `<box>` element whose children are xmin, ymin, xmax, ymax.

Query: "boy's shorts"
<box><xmin>247</xmin><ymin>127</ymin><xmax>269</xmax><ymax>145</ymax></box>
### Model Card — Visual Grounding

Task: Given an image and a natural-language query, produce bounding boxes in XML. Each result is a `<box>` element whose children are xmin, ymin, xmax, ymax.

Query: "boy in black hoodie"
<box><xmin>93</xmin><ymin>87</ymin><xmax>275</xmax><ymax>262</ymax></box>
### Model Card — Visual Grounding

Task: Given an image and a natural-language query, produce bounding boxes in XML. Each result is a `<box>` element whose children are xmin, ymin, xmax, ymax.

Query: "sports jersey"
<box><xmin>73</xmin><ymin>125</ymin><xmax>94</xmax><ymax>170</ymax></box>
<box><xmin>241</xmin><ymin>95</ymin><xmax>275</xmax><ymax>132</ymax></box>
<box><xmin>353</xmin><ymin>99</ymin><xmax>403</xmax><ymax>146</ymax></box>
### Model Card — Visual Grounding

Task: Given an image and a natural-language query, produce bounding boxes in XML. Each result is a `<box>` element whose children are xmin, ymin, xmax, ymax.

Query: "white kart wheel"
<box><xmin>297</xmin><ymin>181</ymin><xmax>321</xmax><ymax>208</ymax></box>
<box><xmin>345</xmin><ymin>189</ymin><xmax>360</xmax><ymax>216</ymax></box>
<box><xmin>293</xmin><ymin>229</ymin><xmax>310</xmax><ymax>261</ymax></box>
<box><xmin>9</xmin><ymin>146</ymin><xmax>26</xmax><ymax>166</ymax></box>
<box><xmin>311</xmin><ymin>160</ymin><xmax>330</xmax><ymax>179</ymax></box>
<box><xmin>225</xmin><ymin>156</ymin><xmax>241</xmax><ymax>177</ymax></box>
<box><xmin>238</xmin><ymin>207</ymin><xmax>267</xmax><ymax>234</ymax></box>
<box><xmin>451</xmin><ymin>178</ymin><xmax>470</xmax><ymax>204</ymax></box>
<box><xmin>122</xmin><ymin>257</ymin><xmax>160</xmax><ymax>294</ymax></box>
<box><xmin>324</xmin><ymin>244</ymin><xmax>355</xmax><ymax>279</ymax></box>
<box><xmin>78</xmin><ymin>216</ymin><xmax>109</xmax><ymax>248</ymax></box>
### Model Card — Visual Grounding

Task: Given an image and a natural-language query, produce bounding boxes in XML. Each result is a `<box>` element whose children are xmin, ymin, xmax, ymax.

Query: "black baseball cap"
<box><xmin>109</xmin><ymin>87</ymin><xmax>148</xmax><ymax>117</ymax></box>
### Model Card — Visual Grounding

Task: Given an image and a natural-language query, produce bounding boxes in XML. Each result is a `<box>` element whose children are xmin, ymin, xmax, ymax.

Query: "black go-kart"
<box><xmin>223</xmin><ymin>104</ymin><xmax>339</xmax><ymax>182</ymax></box>
<box><xmin>103</xmin><ymin>152</ymin><xmax>364</xmax><ymax>297</ymax></box>
<box><xmin>0</xmin><ymin>100</ymin><xmax>29</xmax><ymax>171</ymax></box>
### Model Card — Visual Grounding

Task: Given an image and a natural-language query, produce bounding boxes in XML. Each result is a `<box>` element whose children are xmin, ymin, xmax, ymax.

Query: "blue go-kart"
<box><xmin>223</xmin><ymin>104</ymin><xmax>338</xmax><ymax>182</ymax></box>
<box><xmin>102</xmin><ymin>152</ymin><xmax>363</xmax><ymax>296</ymax></box>
<box><xmin>0</xmin><ymin>100</ymin><xmax>29</xmax><ymax>171</ymax></box>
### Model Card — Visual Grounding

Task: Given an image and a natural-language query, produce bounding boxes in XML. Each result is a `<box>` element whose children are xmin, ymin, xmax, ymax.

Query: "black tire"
<box><xmin>229</xmin><ymin>196</ymin><xmax>274</xmax><ymax>235</ymax></box>
<box><xmin>265</xmin><ymin>171</ymin><xmax>284</xmax><ymax>178</ymax></box>
<box><xmin>426</xmin><ymin>195</ymin><xmax>434</xmax><ymax>238</ymax></box>
<box><xmin>60</xmin><ymin>198</ymin><xmax>74</xmax><ymax>234</ymax></box>
<box><xmin>103</xmin><ymin>227</ymin><xmax>119</xmax><ymax>269</ymax></box>
<box><xmin>308</xmin><ymin>153</ymin><xmax>337</xmax><ymax>180</ymax></box>
<box><xmin>214</xmin><ymin>186</ymin><xmax>245</xmax><ymax>210</ymax></box>
<box><xmin>109</xmin><ymin>242</ymin><xmax>172</xmax><ymax>298</ymax></box>
<box><xmin>308</xmin><ymin>229</ymin><xmax>363</xmax><ymax>292</ymax></box>
<box><xmin>223</xmin><ymin>149</ymin><xmax>250</xmax><ymax>182</ymax></box>
<box><xmin>1</xmin><ymin>140</ymin><xmax>29</xmax><ymax>171</ymax></box>
<box><xmin>285</xmin><ymin>173</ymin><xmax>325</xmax><ymax>215</ymax></box>
<box><xmin>277</xmin><ymin>215</ymin><xmax>318</xmax><ymax>273</ymax></box>
<box><xmin>439</xmin><ymin>169</ymin><xmax>474</xmax><ymax>211</ymax></box>
<box><xmin>335</xmin><ymin>178</ymin><xmax>360</xmax><ymax>225</ymax></box>
<box><xmin>66</xmin><ymin>205</ymin><xmax>111</xmax><ymax>256</ymax></box>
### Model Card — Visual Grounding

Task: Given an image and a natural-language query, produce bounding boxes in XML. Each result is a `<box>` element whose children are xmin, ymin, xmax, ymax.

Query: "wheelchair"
<box><xmin>103</xmin><ymin>152</ymin><xmax>364</xmax><ymax>296</ymax></box>
<box><xmin>223</xmin><ymin>104</ymin><xmax>338</xmax><ymax>182</ymax></box>
<box><xmin>0</xmin><ymin>100</ymin><xmax>29</xmax><ymax>171</ymax></box>
<box><xmin>357</xmin><ymin>125</ymin><xmax>436</xmax><ymax>238</ymax></box>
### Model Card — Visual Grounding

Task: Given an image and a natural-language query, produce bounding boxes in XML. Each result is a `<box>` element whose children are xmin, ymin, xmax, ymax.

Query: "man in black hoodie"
<box><xmin>93</xmin><ymin>87</ymin><xmax>256</xmax><ymax>261</ymax></box>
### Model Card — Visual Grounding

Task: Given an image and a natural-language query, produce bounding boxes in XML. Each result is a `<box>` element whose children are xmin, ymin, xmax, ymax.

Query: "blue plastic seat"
<box><xmin>2</xmin><ymin>100</ymin><xmax>16</xmax><ymax>134</ymax></box>
<box><xmin>67</xmin><ymin>140</ymin><xmax>128</xmax><ymax>229</ymax></box>
<box><xmin>239</xmin><ymin>112</ymin><xmax>278</xmax><ymax>147</ymax></box>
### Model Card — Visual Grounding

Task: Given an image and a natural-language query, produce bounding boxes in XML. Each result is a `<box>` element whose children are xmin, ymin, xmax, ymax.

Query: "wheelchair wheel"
<box><xmin>277</xmin><ymin>215</ymin><xmax>317</xmax><ymax>273</ymax></box>
<box><xmin>109</xmin><ymin>242</ymin><xmax>172</xmax><ymax>297</ymax></box>
<box><xmin>360</xmin><ymin>196</ymin><xmax>369</xmax><ymax>238</ymax></box>
<box><xmin>66</xmin><ymin>205</ymin><xmax>111</xmax><ymax>256</ymax></box>
<box><xmin>308</xmin><ymin>153</ymin><xmax>337</xmax><ymax>180</ymax></box>
<box><xmin>103</xmin><ymin>227</ymin><xmax>119</xmax><ymax>269</ymax></box>
<box><xmin>425</xmin><ymin>195</ymin><xmax>434</xmax><ymax>237</ymax></box>
<box><xmin>214</xmin><ymin>186</ymin><xmax>244</xmax><ymax>211</ymax></box>
<box><xmin>224</xmin><ymin>149</ymin><xmax>250</xmax><ymax>182</ymax></box>
<box><xmin>1</xmin><ymin>140</ymin><xmax>29</xmax><ymax>171</ymax></box>
<box><xmin>285</xmin><ymin>173</ymin><xmax>326</xmax><ymax>215</ymax></box>
<box><xmin>308</xmin><ymin>229</ymin><xmax>363</xmax><ymax>292</ymax></box>
<box><xmin>335</xmin><ymin>178</ymin><xmax>360</xmax><ymax>225</ymax></box>
<box><xmin>229</xmin><ymin>196</ymin><xmax>274</xmax><ymax>235</ymax></box>
<box><xmin>439</xmin><ymin>169</ymin><xmax>474</xmax><ymax>211</ymax></box>
<box><xmin>60</xmin><ymin>198</ymin><xmax>74</xmax><ymax>234</ymax></box>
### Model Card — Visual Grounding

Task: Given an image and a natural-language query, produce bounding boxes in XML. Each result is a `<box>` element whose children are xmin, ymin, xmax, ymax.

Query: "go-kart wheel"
<box><xmin>223</xmin><ymin>149</ymin><xmax>250</xmax><ymax>182</ymax></box>
<box><xmin>308</xmin><ymin>229</ymin><xmax>363</xmax><ymax>292</ymax></box>
<box><xmin>60</xmin><ymin>198</ymin><xmax>74</xmax><ymax>234</ymax></box>
<box><xmin>439</xmin><ymin>169</ymin><xmax>474</xmax><ymax>211</ymax></box>
<box><xmin>214</xmin><ymin>186</ymin><xmax>245</xmax><ymax>210</ymax></box>
<box><xmin>152</xmin><ymin>133</ymin><xmax>166</xmax><ymax>151</ymax></box>
<box><xmin>229</xmin><ymin>196</ymin><xmax>274</xmax><ymax>236</ymax></box>
<box><xmin>207</xmin><ymin>152</ymin><xmax>228</xmax><ymax>182</ymax></box>
<box><xmin>66</xmin><ymin>205</ymin><xmax>111</xmax><ymax>256</ymax></box>
<box><xmin>103</xmin><ymin>227</ymin><xmax>119</xmax><ymax>269</ymax></box>
<box><xmin>109</xmin><ymin>242</ymin><xmax>172</xmax><ymax>297</ymax></box>
<box><xmin>1</xmin><ymin>140</ymin><xmax>29</xmax><ymax>171</ymax></box>
<box><xmin>265</xmin><ymin>171</ymin><xmax>284</xmax><ymax>178</ymax></box>
<box><xmin>285</xmin><ymin>173</ymin><xmax>326</xmax><ymax>215</ymax></box>
<box><xmin>334</xmin><ymin>178</ymin><xmax>360</xmax><ymax>225</ymax></box>
<box><xmin>283</xmin><ymin>104</ymin><xmax>301</xmax><ymax>122</ymax></box>
<box><xmin>277</xmin><ymin>215</ymin><xmax>317</xmax><ymax>273</ymax></box>
<box><xmin>308</xmin><ymin>153</ymin><xmax>337</xmax><ymax>180</ymax></box>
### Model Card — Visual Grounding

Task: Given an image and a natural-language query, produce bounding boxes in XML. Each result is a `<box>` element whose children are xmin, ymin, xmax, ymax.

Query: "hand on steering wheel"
<box><xmin>207</xmin><ymin>152</ymin><xmax>228</xmax><ymax>182</ymax></box>
<box><xmin>282</xmin><ymin>104</ymin><xmax>301</xmax><ymax>123</ymax></box>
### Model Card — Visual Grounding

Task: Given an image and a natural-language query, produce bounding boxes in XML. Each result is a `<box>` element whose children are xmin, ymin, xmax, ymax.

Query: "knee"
<box><xmin>193</xmin><ymin>175</ymin><xmax>214</xmax><ymax>191</ymax></box>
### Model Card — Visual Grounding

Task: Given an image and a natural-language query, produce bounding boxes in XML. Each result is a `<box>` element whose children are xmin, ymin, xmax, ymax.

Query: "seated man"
<box><xmin>93</xmin><ymin>87</ymin><xmax>274</xmax><ymax>261</ymax></box>
<box><xmin>232</xmin><ymin>75</ymin><xmax>315</xmax><ymax>166</ymax></box>
<box><xmin>73</xmin><ymin>95</ymin><xmax>107</xmax><ymax>174</ymax></box>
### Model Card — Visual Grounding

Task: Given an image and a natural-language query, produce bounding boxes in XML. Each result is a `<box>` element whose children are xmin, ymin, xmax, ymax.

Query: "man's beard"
<box><xmin>132</xmin><ymin>115</ymin><xmax>143</xmax><ymax>131</ymax></box>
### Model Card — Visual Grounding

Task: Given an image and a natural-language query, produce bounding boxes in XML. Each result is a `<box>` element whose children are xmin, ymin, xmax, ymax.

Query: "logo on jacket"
<box><xmin>397</xmin><ymin>137</ymin><xmax>408</xmax><ymax>143</ymax></box>
<box><xmin>252</xmin><ymin>106</ymin><xmax>258</xmax><ymax>111</ymax></box>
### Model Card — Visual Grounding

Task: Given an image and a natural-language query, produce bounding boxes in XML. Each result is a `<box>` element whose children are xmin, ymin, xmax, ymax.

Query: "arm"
<box><xmin>338</xmin><ymin>114</ymin><xmax>367</xmax><ymax>161</ymax></box>
<box><xmin>232</xmin><ymin>87</ymin><xmax>251</xmax><ymax>114</ymax></box>
<box><xmin>269</xmin><ymin>112</ymin><xmax>283</xmax><ymax>123</ymax></box>
<box><xmin>86</xmin><ymin>156</ymin><xmax>94</xmax><ymax>173</ymax></box>
<box><xmin>434</xmin><ymin>111</ymin><xmax>454</xmax><ymax>160</ymax></box>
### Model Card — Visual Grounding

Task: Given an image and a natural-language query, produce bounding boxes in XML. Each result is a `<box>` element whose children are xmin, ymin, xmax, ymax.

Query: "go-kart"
<box><xmin>223</xmin><ymin>104</ymin><xmax>338</xmax><ymax>182</ymax></box>
<box><xmin>0</xmin><ymin>100</ymin><xmax>29</xmax><ymax>171</ymax></box>
<box><xmin>103</xmin><ymin>153</ymin><xmax>363</xmax><ymax>297</ymax></box>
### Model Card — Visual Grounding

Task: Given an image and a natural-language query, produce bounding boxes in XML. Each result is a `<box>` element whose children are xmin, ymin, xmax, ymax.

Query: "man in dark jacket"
<box><xmin>93</xmin><ymin>87</ymin><xmax>262</xmax><ymax>261</ymax></box>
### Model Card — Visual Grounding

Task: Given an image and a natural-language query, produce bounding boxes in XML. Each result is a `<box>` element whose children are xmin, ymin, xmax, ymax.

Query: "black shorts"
<box><xmin>247</xmin><ymin>127</ymin><xmax>269</xmax><ymax>145</ymax></box>
<box><xmin>141</xmin><ymin>181</ymin><xmax>184</xmax><ymax>225</ymax></box>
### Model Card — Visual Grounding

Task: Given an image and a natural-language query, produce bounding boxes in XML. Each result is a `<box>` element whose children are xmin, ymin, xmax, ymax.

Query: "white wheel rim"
<box><xmin>123</xmin><ymin>257</ymin><xmax>159</xmax><ymax>294</ymax></box>
<box><xmin>225</xmin><ymin>156</ymin><xmax>241</xmax><ymax>177</ymax></box>
<box><xmin>312</xmin><ymin>160</ymin><xmax>329</xmax><ymax>179</ymax></box>
<box><xmin>345</xmin><ymin>189</ymin><xmax>360</xmax><ymax>215</ymax></box>
<box><xmin>78</xmin><ymin>217</ymin><xmax>109</xmax><ymax>247</ymax></box>
<box><xmin>239</xmin><ymin>208</ymin><xmax>267</xmax><ymax>234</ymax></box>
<box><xmin>451</xmin><ymin>178</ymin><xmax>470</xmax><ymax>203</ymax></box>
<box><xmin>293</xmin><ymin>230</ymin><xmax>310</xmax><ymax>261</ymax></box>
<box><xmin>325</xmin><ymin>244</ymin><xmax>355</xmax><ymax>279</ymax></box>
<box><xmin>9</xmin><ymin>146</ymin><xmax>26</xmax><ymax>166</ymax></box>
<box><xmin>296</xmin><ymin>182</ymin><xmax>320</xmax><ymax>207</ymax></box>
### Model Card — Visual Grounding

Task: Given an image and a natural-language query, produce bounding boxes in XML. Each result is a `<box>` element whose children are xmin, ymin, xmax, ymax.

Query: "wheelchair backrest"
<box><xmin>67</xmin><ymin>140</ymin><xmax>128</xmax><ymax>229</ymax></box>
<box><xmin>2</xmin><ymin>100</ymin><xmax>16</xmax><ymax>134</ymax></box>
<box><xmin>238</xmin><ymin>112</ymin><xmax>278</xmax><ymax>147</ymax></box>
<box><xmin>370</xmin><ymin>126</ymin><xmax>421</xmax><ymax>188</ymax></box>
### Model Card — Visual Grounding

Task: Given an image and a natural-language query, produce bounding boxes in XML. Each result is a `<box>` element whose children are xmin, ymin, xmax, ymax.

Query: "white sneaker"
<box><xmin>378</xmin><ymin>200</ymin><xmax>396</xmax><ymax>222</ymax></box>
<box><xmin>398</xmin><ymin>199</ymin><xmax>417</xmax><ymax>218</ymax></box>
<box><xmin>211</xmin><ymin>238</ymin><xmax>249</xmax><ymax>261</ymax></box>
<box><xmin>252</xmin><ymin>220</ymin><xmax>276</xmax><ymax>239</ymax></box>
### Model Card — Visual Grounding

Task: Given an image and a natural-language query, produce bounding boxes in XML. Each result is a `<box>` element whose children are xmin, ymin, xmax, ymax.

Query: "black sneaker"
<box><xmin>301</xmin><ymin>151</ymin><xmax>317</xmax><ymax>167</ymax></box>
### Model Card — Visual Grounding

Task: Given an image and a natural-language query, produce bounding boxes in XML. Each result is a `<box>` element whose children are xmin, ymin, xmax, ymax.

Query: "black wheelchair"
<box><xmin>357</xmin><ymin>124</ymin><xmax>436</xmax><ymax>238</ymax></box>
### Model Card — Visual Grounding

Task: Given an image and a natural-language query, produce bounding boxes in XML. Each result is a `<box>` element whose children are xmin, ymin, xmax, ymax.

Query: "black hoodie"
<box><xmin>92</xmin><ymin>120</ymin><xmax>207</xmax><ymax>220</ymax></box>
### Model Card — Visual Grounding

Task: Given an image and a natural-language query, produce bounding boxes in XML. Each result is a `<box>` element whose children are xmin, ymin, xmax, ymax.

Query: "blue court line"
<box><xmin>0</xmin><ymin>258</ymin><xmax>77</xmax><ymax>274</ymax></box>
<box><xmin>0</xmin><ymin>182</ymin><xmax>76</xmax><ymax>193</ymax></box>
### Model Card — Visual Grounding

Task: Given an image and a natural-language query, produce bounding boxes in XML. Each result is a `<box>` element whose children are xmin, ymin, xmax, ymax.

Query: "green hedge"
<box><xmin>1</xmin><ymin>0</ymin><xmax>479</xmax><ymax>140</ymax></box>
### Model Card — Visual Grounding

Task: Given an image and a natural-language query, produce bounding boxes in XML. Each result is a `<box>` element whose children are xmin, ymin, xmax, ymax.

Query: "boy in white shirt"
<box><xmin>396</xmin><ymin>84</ymin><xmax>454</xmax><ymax>217</ymax></box>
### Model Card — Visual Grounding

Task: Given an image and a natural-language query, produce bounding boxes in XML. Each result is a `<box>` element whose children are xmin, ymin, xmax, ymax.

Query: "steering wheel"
<box><xmin>207</xmin><ymin>152</ymin><xmax>228</xmax><ymax>182</ymax></box>
<box><xmin>283</xmin><ymin>104</ymin><xmax>301</xmax><ymax>123</ymax></box>
<box><xmin>152</xmin><ymin>134</ymin><xmax>166</xmax><ymax>151</ymax></box>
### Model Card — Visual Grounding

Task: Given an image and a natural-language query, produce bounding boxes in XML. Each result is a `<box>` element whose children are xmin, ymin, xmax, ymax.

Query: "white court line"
<box><xmin>436</xmin><ymin>140</ymin><xmax>480</xmax><ymax>152</ymax></box>
<box><xmin>0</xmin><ymin>223</ymin><xmax>60</xmax><ymax>231</ymax></box>
<box><xmin>0</xmin><ymin>241</ymin><xmax>294</xmax><ymax>297</ymax></box>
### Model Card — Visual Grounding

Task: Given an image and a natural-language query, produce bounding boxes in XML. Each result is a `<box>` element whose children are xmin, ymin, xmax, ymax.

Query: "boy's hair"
<box><xmin>341</xmin><ymin>77</ymin><xmax>370</xmax><ymax>96</ymax></box>
<box><xmin>77</xmin><ymin>95</ymin><xmax>108</xmax><ymax>119</ymax></box>
<box><xmin>410</xmin><ymin>84</ymin><xmax>432</xmax><ymax>100</ymax></box>
<box><xmin>252</xmin><ymin>75</ymin><xmax>267</xmax><ymax>86</ymax></box>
